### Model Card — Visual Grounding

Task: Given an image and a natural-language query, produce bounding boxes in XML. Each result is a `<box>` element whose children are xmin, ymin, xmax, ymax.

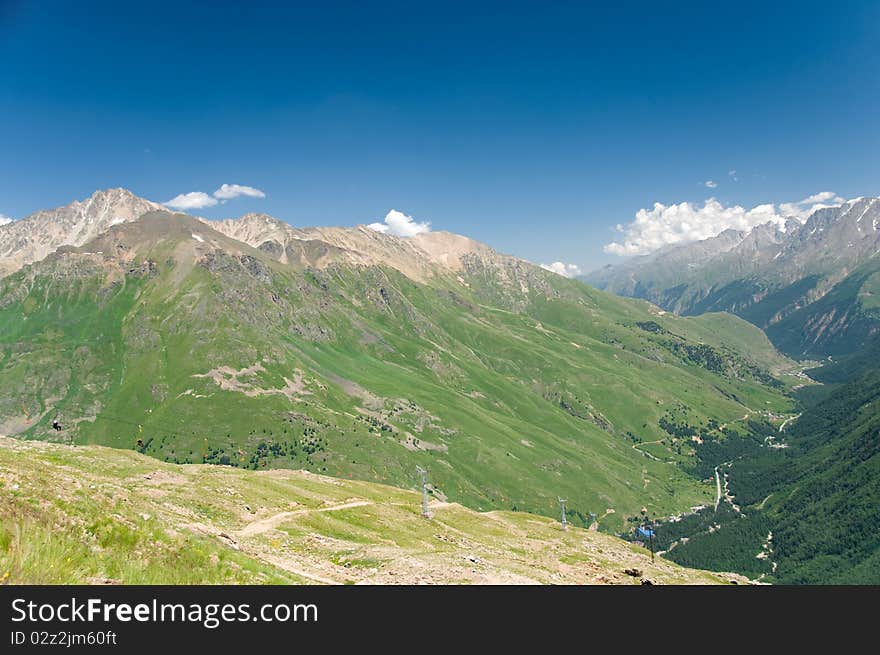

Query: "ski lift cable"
<box><xmin>93</xmin><ymin>412</ymin><xmax>193</xmax><ymax>441</ymax></box>
<box><xmin>95</xmin><ymin>412</ymin><xmax>282</xmax><ymax>444</ymax></box>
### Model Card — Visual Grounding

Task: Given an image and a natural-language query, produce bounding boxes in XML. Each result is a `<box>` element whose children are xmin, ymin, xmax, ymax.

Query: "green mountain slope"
<box><xmin>0</xmin><ymin>211</ymin><xmax>795</xmax><ymax>531</ymax></box>
<box><xmin>764</xmin><ymin>257</ymin><xmax>880</xmax><ymax>357</ymax></box>
<box><xmin>0</xmin><ymin>437</ymin><xmax>745</xmax><ymax>585</ymax></box>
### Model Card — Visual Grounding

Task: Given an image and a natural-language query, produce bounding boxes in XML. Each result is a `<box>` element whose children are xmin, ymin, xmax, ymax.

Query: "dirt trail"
<box><xmin>483</xmin><ymin>510</ymin><xmax>526</xmax><ymax>533</ymax></box>
<box><xmin>718</xmin><ymin>412</ymin><xmax>751</xmax><ymax>432</ymax></box>
<box><xmin>238</xmin><ymin>500</ymin><xmax>373</xmax><ymax>537</ymax></box>
<box><xmin>257</xmin><ymin>554</ymin><xmax>340</xmax><ymax>585</ymax></box>
<box><xmin>633</xmin><ymin>439</ymin><xmax>663</xmax><ymax>449</ymax></box>
<box><xmin>632</xmin><ymin>439</ymin><xmax>663</xmax><ymax>461</ymax></box>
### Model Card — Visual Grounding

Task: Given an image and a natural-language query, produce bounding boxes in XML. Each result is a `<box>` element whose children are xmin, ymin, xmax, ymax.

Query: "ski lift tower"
<box><xmin>416</xmin><ymin>466</ymin><xmax>431</xmax><ymax>518</ymax></box>
<box><xmin>559</xmin><ymin>498</ymin><xmax>568</xmax><ymax>531</ymax></box>
<box><xmin>639</xmin><ymin>520</ymin><xmax>656</xmax><ymax>562</ymax></box>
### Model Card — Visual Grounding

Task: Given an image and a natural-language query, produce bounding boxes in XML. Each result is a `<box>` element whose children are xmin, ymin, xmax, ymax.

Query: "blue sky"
<box><xmin>1</xmin><ymin>0</ymin><xmax>878</xmax><ymax>271</ymax></box>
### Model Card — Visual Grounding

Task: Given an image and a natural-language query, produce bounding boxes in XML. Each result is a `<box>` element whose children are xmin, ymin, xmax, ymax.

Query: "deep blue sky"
<box><xmin>1</xmin><ymin>0</ymin><xmax>878</xmax><ymax>269</ymax></box>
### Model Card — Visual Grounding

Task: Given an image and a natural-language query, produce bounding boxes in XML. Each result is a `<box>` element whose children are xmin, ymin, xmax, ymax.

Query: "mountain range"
<box><xmin>0</xmin><ymin>189</ymin><xmax>795</xmax><ymax>535</ymax></box>
<box><xmin>4</xmin><ymin>187</ymin><xmax>880</xmax><ymax>584</ymax></box>
<box><xmin>585</xmin><ymin>198</ymin><xmax>880</xmax><ymax>357</ymax></box>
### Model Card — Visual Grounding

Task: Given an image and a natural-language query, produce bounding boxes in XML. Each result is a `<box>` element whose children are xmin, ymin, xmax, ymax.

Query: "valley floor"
<box><xmin>0</xmin><ymin>437</ymin><xmax>744</xmax><ymax>585</ymax></box>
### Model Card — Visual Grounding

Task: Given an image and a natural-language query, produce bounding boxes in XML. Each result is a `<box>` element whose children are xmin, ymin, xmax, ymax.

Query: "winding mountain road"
<box><xmin>778</xmin><ymin>414</ymin><xmax>801</xmax><ymax>433</ymax></box>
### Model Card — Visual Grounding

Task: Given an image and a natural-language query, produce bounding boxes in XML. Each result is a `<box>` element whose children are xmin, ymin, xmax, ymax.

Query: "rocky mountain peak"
<box><xmin>205</xmin><ymin>213</ymin><xmax>516</xmax><ymax>284</ymax></box>
<box><xmin>0</xmin><ymin>188</ymin><xmax>162</xmax><ymax>278</ymax></box>
<box><xmin>1</xmin><ymin>188</ymin><xmax>539</xmax><ymax>291</ymax></box>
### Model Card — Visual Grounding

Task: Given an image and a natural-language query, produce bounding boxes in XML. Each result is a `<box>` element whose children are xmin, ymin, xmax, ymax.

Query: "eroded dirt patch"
<box><xmin>193</xmin><ymin>363</ymin><xmax>314</xmax><ymax>401</ymax></box>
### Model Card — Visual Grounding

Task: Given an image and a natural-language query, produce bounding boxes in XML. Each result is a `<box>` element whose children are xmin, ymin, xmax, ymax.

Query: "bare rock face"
<box><xmin>1</xmin><ymin>188</ymin><xmax>557</xmax><ymax>311</ymax></box>
<box><xmin>206</xmin><ymin>213</ymin><xmax>521</xmax><ymax>284</ymax></box>
<box><xmin>0</xmin><ymin>188</ymin><xmax>162</xmax><ymax>278</ymax></box>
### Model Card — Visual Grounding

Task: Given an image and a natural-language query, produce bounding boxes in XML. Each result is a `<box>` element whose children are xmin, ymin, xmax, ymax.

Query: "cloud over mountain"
<box><xmin>164</xmin><ymin>183</ymin><xmax>267</xmax><ymax>210</ymax></box>
<box><xmin>367</xmin><ymin>209</ymin><xmax>431</xmax><ymax>237</ymax></box>
<box><xmin>164</xmin><ymin>192</ymin><xmax>219</xmax><ymax>210</ymax></box>
<box><xmin>778</xmin><ymin>191</ymin><xmax>845</xmax><ymax>219</ymax></box>
<box><xmin>540</xmin><ymin>261</ymin><xmax>582</xmax><ymax>278</ymax></box>
<box><xmin>0</xmin><ymin>214</ymin><xmax>13</xmax><ymax>226</ymax></box>
<box><xmin>213</xmin><ymin>184</ymin><xmax>266</xmax><ymax>200</ymax></box>
<box><xmin>605</xmin><ymin>192</ymin><xmax>846</xmax><ymax>256</ymax></box>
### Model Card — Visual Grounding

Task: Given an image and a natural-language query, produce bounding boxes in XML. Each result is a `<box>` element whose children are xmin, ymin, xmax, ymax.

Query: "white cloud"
<box><xmin>778</xmin><ymin>191</ymin><xmax>844</xmax><ymax>219</ymax></box>
<box><xmin>164</xmin><ymin>191</ymin><xmax>218</xmax><ymax>210</ymax></box>
<box><xmin>728</xmin><ymin>169</ymin><xmax>739</xmax><ymax>182</ymax></box>
<box><xmin>213</xmin><ymin>183</ymin><xmax>266</xmax><ymax>200</ymax></box>
<box><xmin>704</xmin><ymin>180</ymin><xmax>717</xmax><ymax>188</ymax></box>
<box><xmin>604</xmin><ymin>191</ymin><xmax>846</xmax><ymax>256</ymax></box>
<box><xmin>164</xmin><ymin>183</ymin><xmax>266</xmax><ymax>211</ymax></box>
<box><xmin>367</xmin><ymin>209</ymin><xmax>431</xmax><ymax>237</ymax></box>
<box><xmin>540</xmin><ymin>261</ymin><xmax>582</xmax><ymax>278</ymax></box>
<box><xmin>0</xmin><ymin>214</ymin><xmax>13</xmax><ymax>226</ymax></box>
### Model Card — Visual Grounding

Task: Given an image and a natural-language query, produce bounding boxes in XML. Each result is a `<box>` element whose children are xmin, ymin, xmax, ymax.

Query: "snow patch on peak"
<box><xmin>852</xmin><ymin>198</ymin><xmax>878</xmax><ymax>227</ymax></box>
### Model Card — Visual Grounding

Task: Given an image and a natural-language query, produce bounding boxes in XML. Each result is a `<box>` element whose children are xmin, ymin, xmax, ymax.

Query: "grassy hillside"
<box><xmin>0</xmin><ymin>437</ymin><xmax>744</xmax><ymax>585</ymax></box>
<box><xmin>0</xmin><ymin>212</ymin><xmax>796</xmax><ymax>531</ymax></box>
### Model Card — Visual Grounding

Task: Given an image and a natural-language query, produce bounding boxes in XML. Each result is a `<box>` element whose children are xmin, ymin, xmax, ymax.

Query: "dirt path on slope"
<box><xmin>632</xmin><ymin>439</ymin><xmax>664</xmax><ymax>461</ymax></box>
<box><xmin>718</xmin><ymin>412</ymin><xmax>751</xmax><ymax>432</ymax></box>
<box><xmin>237</xmin><ymin>500</ymin><xmax>373</xmax><ymax>537</ymax></box>
<box><xmin>256</xmin><ymin>553</ymin><xmax>341</xmax><ymax>585</ymax></box>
